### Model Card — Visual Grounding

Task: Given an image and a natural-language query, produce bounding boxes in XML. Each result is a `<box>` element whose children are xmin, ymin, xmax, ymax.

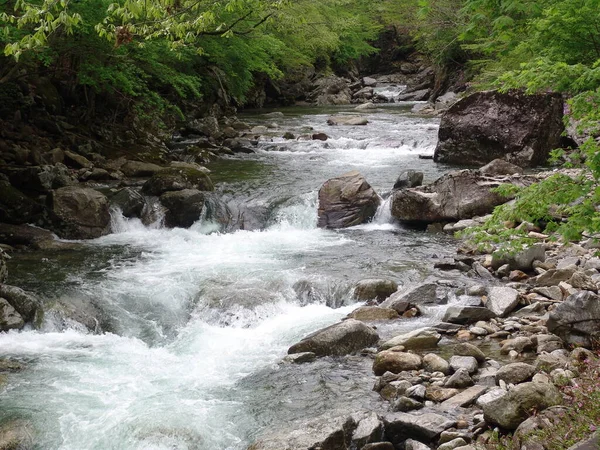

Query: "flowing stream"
<box><xmin>1</xmin><ymin>100</ymin><xmax>466</xmax><ymax>449</ymax></box>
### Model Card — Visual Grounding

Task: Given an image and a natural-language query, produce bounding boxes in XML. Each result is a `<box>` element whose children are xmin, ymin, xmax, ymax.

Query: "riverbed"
<box><xmin>1</xmin><ymin>101</ymin><xmax>465</xmax><ymax>449</ymax></box>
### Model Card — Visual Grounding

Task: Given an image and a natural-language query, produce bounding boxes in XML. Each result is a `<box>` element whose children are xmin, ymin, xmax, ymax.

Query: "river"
<box><xmin>0</xmin><ymin>100</ymin><xmax>465</xmax><ymax>449</ymax></box>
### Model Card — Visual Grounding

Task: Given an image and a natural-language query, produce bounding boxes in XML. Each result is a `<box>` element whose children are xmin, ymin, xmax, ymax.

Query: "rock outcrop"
<box><xmin>317</xmin><ymin>171</ymin><xmax>381</xmax><ymax>229</ymax></box>
<box><xmin>433</xmin><ymin>90</ymin><xmax>564</xmax><ymax>167</ymax></box>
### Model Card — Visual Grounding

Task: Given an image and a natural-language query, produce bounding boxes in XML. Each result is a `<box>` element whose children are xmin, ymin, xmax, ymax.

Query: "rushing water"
<box><xmin>0</xmin><ymin>100</ymin><xmax>464</xmax><ymax>449</ymax></box>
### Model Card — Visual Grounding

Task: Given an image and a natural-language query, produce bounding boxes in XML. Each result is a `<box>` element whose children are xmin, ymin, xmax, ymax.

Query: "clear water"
<box><xmin>0</xmin><ymin>101</ymin><xmax>463</xmax><ymax>449</ymax></box>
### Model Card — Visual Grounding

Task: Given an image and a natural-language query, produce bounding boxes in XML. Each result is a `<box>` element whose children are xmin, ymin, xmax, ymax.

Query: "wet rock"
<box><xmin>423</xmin><ymin>353</ymin><xmax>450</xmax><ymax>374</ymax></box>
<box><xmin>404</xmin><ymin>439</ymin><xmax>430</xmax><ymax>450</ymax></box>
<box><xmin>160</xmin><ymin>189</ymin><xmax>205</xmax><ymax>228</ymax></box>
<box><xmin>486</xmin><ymin>287</ymin><xmax>520</xmax><ymax>318</ymax></box>
<box><xmin>547</xmin><ymin>290</ymin><xmax>600</xmax><ymax>348</ymax></box>
<box><xmin>347</xmin><ymin>306</ymin><xmax>399</xmax><ymax>321</ymax></box>
<box><xmin>49</xmin><ymin>186</ymin><xmax>110</xmax><ymax>239</ymax></box>
<box><xmin>453</xmin><ymin>343</ymin><xmax>486</xmax><ymax>364</ymax></box>
<box><xmin>312</xmin><ymin>133</ymin><xmax>329</xmax><ymax>141</ymax></box>
<box><xmin>449</xmin><ymin>356</ymin><xmax>478</xmax><ymax>374</ymax></box>
<box><xmin>0</xmin><ymin>285</ymin><xmax>40</xmax><ymax>321</ymax></box>
<box><xmin>380</xmin><ymin>283</ymin><xmax>437</xmax><ymax>311</ymax></box>
<box><xmin>327</xmin><ymin>116</ymin><xmax>369</xmax><ymax>126</ymax></box>
<box><xmin>288</xmin><ymin>319</ymin><xmax>379</xmax><ymax>357</ymax></box>
<box><xmin>109</xmin><ymin>188</ymin><xmax>146</xmax><ymax>218</ymax></box>
<box><xmin>353</xmin><ymin>279</ymin><xmax>398</xmax><ymax>302</ymax></box>
<box><xmin>0</xmin><ymin>419</ymin><xmax>34</xmax><ymax>450</ymax></box>
<box><xmin>482</xmin><ymin>382</ymin><xmax>562</xmax><ymax>430</ymax></box>
<box><xmin>120</xmin><ymin>160</ymin><xmax>164</xmax><ymax>177</ymax></box>
<box><xmin>393</xmin><ymin>170</ymin><xmax>424</xmax><ymax>190</ymax></box>
<box><xmin>433</xmin><ymin>90</ymin><xmax>564</xmax><ymax>167</ymax></box>
<box><xmin>0</xmin><ymin>298</ymin><xmax>24</xmax><ymax>331</ymax></box>
<box><xmin>283</xmin><ymin>352</ymin><xmax>316</xmax><ymax>364</ymax></box>
<box><xmin>317</xmin><ymin>171</ymin><xmax>381</xmax><ymax>229</ymax></box>
<box><xmin>442</xmin><ymin>306</ymin><xmax>496</xmax><ymax>324</ymax></box>
<box><xmin>142</xmin><ymin>167</ymin><xmax>214</xmax><ymax>196</ymax></box>
<box><xmin>496</xmin><ymin>363</ymin><xmax>536</xmax><ymax>385</ymax></box>
<box><xmin>380</xmin><ymin>328</ymin><xmax>441</xmax><ymax>351</ymax></box>
<box><xmin>356</xmin><ymin>102</ymin><xmax>377</xmax><ymax>111</ymax></box>
<box><xmin>478</xmin><ymin>159</ymin><xmax>523</xmax><ymax>176</ymax></box>
<box><xmin>373</xmin><ymin>351</ymin><xmax>422</xmax><ymax>376</ymax></box>
<box><xmin>390</xmin><ymin>170</ymin><xmax>522</xmax><ymax>224</ymax></box>
<box><xmin>383</xmin><ymin>412</ymin><xmax>455</xmax><ymax>445</ymax></box>
<box><xmin>0</xmin><ymin>223</ymin><xmax>56</xmax><ymax>249</ymax></box>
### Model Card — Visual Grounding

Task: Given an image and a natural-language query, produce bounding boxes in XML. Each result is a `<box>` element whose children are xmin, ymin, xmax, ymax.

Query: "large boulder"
<box><xmin>159</xmin><ymin>189</ymin><xmax>205</xmax><ymax>228</ymax></box>
<box><xmin>288</xmin><ymin>319</ymin><xmax>379</xmax><ymax>357</ymax></box>
<box><xmin>482</xmin><ymin>382</ymin><xmax>562</xmax><ymax>430</ymax></box>
<box><xmin>317</xmin><ymin>171</ymin><xmax>381</xmax><ymax>229</ymax></box>
<box><xmin>49</xmin><ymin>186</ymin><xmax>110</xmax><ymax>239</ymax></box>
<box><xmin>311</xmin><ymin>76</ymin><xmax>352</xmax><ymax>105</ymax></box>
<box><xmin>434</xmin><ymin>90</ymin><xmax>564</xmax><ymax>167</ymax></box>
<box><xmin>390</xmin><ymin>170</ymin><xmax>530</xmax><ymax>224</ymax></box>
<box><xmin>142</xmin><ymin>167</ymin><xmax>214</xmax><ymax>196</ymax></box>
<box><xmin>547</xmin><ymin>291</ymin><xmax>600</xmax><ymax>348</ymax></box>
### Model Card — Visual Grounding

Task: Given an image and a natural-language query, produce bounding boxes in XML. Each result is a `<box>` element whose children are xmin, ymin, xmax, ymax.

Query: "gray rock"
<box><xmin>534</xmin><ymin>267</ymin><xmax>577</xmax><ymax>287</ymax></box>
<box><xmin>453</xmin><ymin>343</ymin><xmax>486</xmax><ymax>363</ymax></box>
<box><xmin>434</xmin><ymin>90</ymin><xmax>564</xmax><ymax>167</ymax></box>
<box><xmin>50</xmin><ymin>186</ymin><xmax>110</xmax><ymax>239</ymax></box>
<box><xmin>478</xmin><ymin>159</ymin><xmax>524</xmax><ymax>176</ymax></box>
<box><xmin>373</xmin><ymin>351</ymin><xmax>422</xmax><ymax>376</ymax></box>
<box><xmin>283</xmin><ymin>352</ymin><xmax>316</xmax><ymax>364</ymax></box>
<box><xmin>501</xmin><ymin>336</ymin><xmax>534</xmax><ymax>354</ymax></box>
<box><xmin>353</xmin><ymin>279</ymin><xmax>398</xmax><ymax>302</ymax></box>
<box><xmin>0</xmin><ymin>284</ymin><xmax>40</xmax><ymax>321</ymax></box>
<box><xmin>547</xmin><ymin>290</ymin><xmax>600</xmax><ymax>348</ymax></box>
<box><xmin>445</xmin><ymin>368</ymin><xmax>474</xmax><ymax>389</ymax></box>
<box><xmin>449</xmin><ymin>356</ymin><xmax>478</xmax><ymax>374</ymax></box>
<box><xmin>363</xmin><ymin>77</ymin><xmax>377</xmax><ymax>87</ymax></box>
<box><xmin>160</xmin><ymin>189</ymin><xmax>205</xmax><ymax>228</ymax></box>
<box><xmin>394</xmin><ymin>170</ymin><xmax>424</xmax><ymax>190</ymax></box>
<box><xmin>438</xmin><ymin>438</ymin><xmax>468</xmax><ymax>450</ymax></box>
<box><xmin>441</xmin><ymin>385</ymin><xmax>488</xmax><ymax>409</ymax></box>
<box><xmin>142</xmin><ymin>167</ymin><xmax>214</xmax><ymax>196</ymax></box>
<box><xmin>317</xmin><ymin>171</ymin><xmax>381</xmax><ymax>229</ymax></box>
<box><xmin>391</xmin><ymin>170</ymin><xmax>527</xmax><ymax>224</ymax></box>
<box><xmin>327</xmin><ymin>116</ymin><xmax>369</xmax><ymax>126</ymax></box>
<box><xmin>492</xmin><ymin>244</ymin><xmax>546</xmax><ymax>271</ymax></box>
<box><xmin>536</xmin><ymin>335</ymin><xmax>563</xmax><ymax>354</ymax></box>
<box><xmin>443</xmin><ymin>306</ymin><xmax>496</xmax><ymax>324</ymax></box>
<box><xmin>380</xmin><ymin>284</ymin><xmax>438</xmax><ymax>311</ymax></box>
<box><xmin>391</xmin><ymin>396</ymin><xmax>423</xmax><ymax>412</ymax></box>
<box><xmin>482</xmin><ymin>382</ymin><xmax>562</xmax><ymax>430</ymax></box>
<box><xmin>0</xmin><ymin>298</ymin><xmax>24</xmax><ymax>331</ymax></box>
<box><xmin>476</xmin><ymin>388</ymin><xmax>507</xmax><ymax>409</ymax></box>
<box><xmin>486</xmin><ymin>287</ymin><xmax>520</xmax><ymax>317</ymax></box>
<box><xmin>109</xmin><ymin>188</ymin><xmax>146</xmax><ymax>218</ymax></box>
<box><xmin>406</xmin><ymin>384</ymin><xmax>426</xmax><ymax>400</ymax></box>
<box><xmin>533</xmin><ymin>286</ymin><xmax>563</xmax><ymax>301</ymax></box>
<box><xmin>425</xmin><ymin>386</ymin><xmax>459</xmax><ymax>403</ymax></box>
<box><xmin>362</xmin><ymin>443</ymin><xmax>395</xmax><ymax>450</ymax></box>
<box><xmin>352</xmin><ymin>412</ymin><xmax>384</xmax><ymax>448</ymax></box>
<box><xmin>383</xmin><ymin>412</ymin><xmax>455</xmax><ymax>445</ymax></box>
<box><xmin>288</xmin><ymin>319</ymin><xmax>379</xmax><ymax>357</ymax></box>
<box><xmin>380</xmin><ymin>327</ymin><xmax>441</xmax><ymax>351</ymax></box>
<box><xmin>496</xmin><ymin>363</ymin><xmax>536</xmax><ymax>385</ymax></box>
<box><xmin>423</xmin><ymin>353</ymin><xmax>450</xmax><ymax>374</ymax></box>
<box><xmin>347</xmin><ymin>306</ymin><xmax>399</xmax><ymax>321</ymax></box>
<box><xmin>120</xmin><ymin>160</ymin><xmax>163</xmax><ymax>177</ymax></box>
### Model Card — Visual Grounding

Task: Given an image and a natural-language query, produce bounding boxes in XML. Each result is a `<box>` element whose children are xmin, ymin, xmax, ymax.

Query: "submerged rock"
<box><xmin>317</xmin><ymin>171</ymin><xmax>381</xmax><ymax>229</ymax></box>
<box><xmin>434</xmin><ymin>90</ymin><xmax>564</xmax><ymax>167</ymax></box>
<box><xmin>288</xmin><ymin>319</ymin><xmax>379</xmax><ymax>357</ymax></box>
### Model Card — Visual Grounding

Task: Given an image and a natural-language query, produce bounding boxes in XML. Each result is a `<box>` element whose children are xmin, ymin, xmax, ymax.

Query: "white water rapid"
<box><xmin>0</xmin><ymin>103</ymin><xmax>464</xmax><ymax>449</ymax></box>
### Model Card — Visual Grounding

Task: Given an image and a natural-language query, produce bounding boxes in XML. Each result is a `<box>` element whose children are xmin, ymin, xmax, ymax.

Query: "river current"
<box><xmin>0</xmin><ymin>100</ymin><xmax>464</xmax><ymax>449</ymax></box>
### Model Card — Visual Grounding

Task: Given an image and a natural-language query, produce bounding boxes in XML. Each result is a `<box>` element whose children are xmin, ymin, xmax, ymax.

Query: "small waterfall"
<box><xmin>372</xmin><ymin>196</ymin><xmax>393</xmax><ymax>225</ymax></box>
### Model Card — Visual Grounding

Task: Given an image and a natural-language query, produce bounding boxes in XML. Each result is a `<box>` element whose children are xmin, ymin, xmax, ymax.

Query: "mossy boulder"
<box><xmin>142</xmin><ymin>167</ymin><xmax>214</xmax><ymax>196</ymax></box>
